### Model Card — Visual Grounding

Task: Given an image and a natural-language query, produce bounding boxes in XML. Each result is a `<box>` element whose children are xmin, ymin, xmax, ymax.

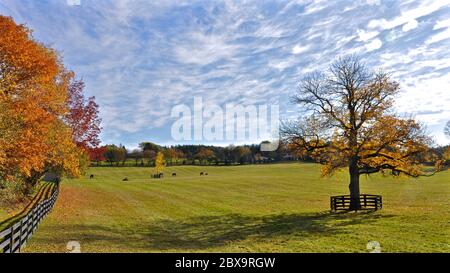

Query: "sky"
<box><xmin>1</xmin><ymin>0</ymin><xmax>449</xmax><ymax>148</ymax></box>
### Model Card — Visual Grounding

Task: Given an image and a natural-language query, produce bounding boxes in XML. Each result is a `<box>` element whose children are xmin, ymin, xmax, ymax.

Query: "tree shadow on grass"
<box><xmin>141</xmin><ymin>211</ymin><xmax>394</xmax><ymax>250</ymax></box>
<box><xmin>31</xmin><ymin>211</ymin><xmax>395</xmax><ymax>252</ymax></box>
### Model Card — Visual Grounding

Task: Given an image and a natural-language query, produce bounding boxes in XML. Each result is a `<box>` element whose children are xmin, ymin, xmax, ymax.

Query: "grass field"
<box><xmin>22</xmin><ymin>163</ymin><xmax>449</xmax><ymax>253</ymax></box>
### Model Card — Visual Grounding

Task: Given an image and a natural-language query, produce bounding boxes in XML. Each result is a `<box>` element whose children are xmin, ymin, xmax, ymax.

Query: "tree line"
<box><xmin>88</xmin><ymin>141</ymin><xmax>301</xmax><ymax>167</ymax></box>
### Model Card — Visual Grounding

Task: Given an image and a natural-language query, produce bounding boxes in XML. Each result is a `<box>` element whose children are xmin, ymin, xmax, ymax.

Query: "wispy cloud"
<box><xmin>0</xmin><ymin>0</ymin><xmax>449</xmax><ymax>147</ymax></box>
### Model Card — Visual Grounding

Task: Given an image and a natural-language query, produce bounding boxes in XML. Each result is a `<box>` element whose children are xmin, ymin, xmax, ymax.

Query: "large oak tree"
<box><xmin>281</xmin><ymin>56</ymin><xmax>443</xmax><ymax>210</ymax></box>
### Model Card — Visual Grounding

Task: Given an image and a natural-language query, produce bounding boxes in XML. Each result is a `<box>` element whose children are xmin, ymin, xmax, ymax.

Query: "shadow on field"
<box><xmin>31</xmin><ymin>211</ymin><xmax>395</xmax><ymax>251</ymax></box>
<box><xmin>142</xmin><ymin>212</ymin><xmax>393</xmax><ymax>250</ymax></box>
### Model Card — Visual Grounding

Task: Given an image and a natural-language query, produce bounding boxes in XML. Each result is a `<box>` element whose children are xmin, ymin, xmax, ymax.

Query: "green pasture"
<box><xmin>20</xmin><ymin>163</ymin><xmax>449</xmax><ymax>253</ymax></box>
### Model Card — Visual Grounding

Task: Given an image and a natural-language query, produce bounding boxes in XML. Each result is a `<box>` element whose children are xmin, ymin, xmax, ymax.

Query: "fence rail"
<box><xmin>0</xmin><ymin>183</ymin><xmax>59</xmax><ymax>253</ymax></box>
<box><xmin>330</xmin><ymin>194</ymin><xmax>382</xmax><ymax>212</ymax></box>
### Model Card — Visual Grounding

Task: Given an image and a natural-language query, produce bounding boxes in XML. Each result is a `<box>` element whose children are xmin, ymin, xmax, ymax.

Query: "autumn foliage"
<box><xmin>155</xmin><ymin>152</ymin><xmax>165</xmax><ymax>175</ymax></box>
<box><xmin>0</xmin><ymin>16</ymin><xmax>101</xmax><ymax>192</ymax></box>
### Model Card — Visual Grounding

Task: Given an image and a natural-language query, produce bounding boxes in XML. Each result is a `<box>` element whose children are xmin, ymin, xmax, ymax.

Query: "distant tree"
<box><xmin>233</xmin><ymin>146</ymin><xmax>251</xmax><ymax>164</ymax></box>
<box><xmin>119</xmin><ymin>145</ymin><xmax>127</xmax><ymax>166</ymax></box>
<box><xmin>254</xmin><ymin>153</ymin><xmax>262</xmax><ymax>163</ymax></box>
<box><xmin>143</xmin><ymin>149</ymin><xmax>157</xmax><ymax>166</ymax></box>
<box><xmin>164</xmin><ymin>147</ymin><xmax>182</xmax><ymax>166</ymax></box>
<box><xmin>282</xmin><ymin>56</ymin><xmax>443</xmax><ymax>210</ymax></box>
<box><xmin>128</xmin><ymin>149</ymin><xmax>143</xmax><ymax>166</ymax></box>
<box><xmin>195</xmin><ymin>148</ymin><xmax>216</xmax><ymax>165</ymax></box>
<box><xmin>89</xmin><ymin>146</ymin><xmax>107</xmax><ymax>166</ymax></box>
<box><xmin>139</xmin><ymin>142</ymin><xmax>160</xmax><ymax>152</ymax></box>
<box><xmin>155</xmin><ymin>152</ymin><xmax>165</xmax><ymax>174</ymax></box>
<box><xmin>223</xmin><ymin>145</ymin><xmax>236</xmax><ymax>164</ymax></box>
<box><xmin>104</xmin><ymin>145</ymin><xmax>126</xmax><ymax>166</ymax></box>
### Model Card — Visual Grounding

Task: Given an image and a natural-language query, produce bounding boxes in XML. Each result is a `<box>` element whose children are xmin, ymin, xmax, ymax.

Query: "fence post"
<box><xmin>17</xmin><ymin>219</ymin><xmax>22</xmax><ymax>253</ymax></box>
<box><xmin>9</xmin><ymin>226</ymin><xmax>14</xmax><ymax>253</ymax></box>
<box><xmin>363</xmin><ymin>195</ymin><xmax>367</xmax><ymax>208</ymax></box>
<box><xmin>0</xmin><ymin>182</ymin><xmax>60</xmax><ymax>253</ymax></box>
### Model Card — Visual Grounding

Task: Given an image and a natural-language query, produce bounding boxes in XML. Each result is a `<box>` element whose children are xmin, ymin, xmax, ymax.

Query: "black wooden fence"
<box><xmin>0</xmin><ymin>183</ymin><xmax>59</xmax><ymax>253</ymax></box>
<box><xmin>330</xmin><ymin>194</ymin><xmax>382</xmax><ymax>212</ymax></box>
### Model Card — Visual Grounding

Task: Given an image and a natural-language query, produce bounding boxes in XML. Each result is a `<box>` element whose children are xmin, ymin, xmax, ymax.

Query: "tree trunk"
<box><xmin>349</xmin><ymin>158</ymin><xmax>361</xmax><ymax>210</ymax></box>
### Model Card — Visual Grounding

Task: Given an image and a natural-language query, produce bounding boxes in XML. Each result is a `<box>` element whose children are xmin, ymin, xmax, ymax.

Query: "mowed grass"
<box><xmin>24</xmin><ymin>163</ymin><xmax>449</xmax><ymax>253</ymax></box>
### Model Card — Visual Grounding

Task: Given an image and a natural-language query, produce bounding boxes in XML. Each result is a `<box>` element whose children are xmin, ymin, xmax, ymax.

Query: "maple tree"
<box><xmin>1</xmin><ymin>15</ymin><xmax>64</xmax><ymax>180</ymax></box>
<box><xmin>0</xmin><ymin>16</ymin><xmax>100</xmax><ymax>193</ymax></box>
<box><xmin>281</xmin><ymin>56</ymin><xmax>443</xmax><ymax>210</ymax></box>
<box><xmin>89</xmin><ymin>146</ymin><xmax>107</xmax><ymax>166</ymax></box>
<box><xmin>66</xmin><ymin>78</ymin><xmax>101</xmax><ymax>149</ymax></box>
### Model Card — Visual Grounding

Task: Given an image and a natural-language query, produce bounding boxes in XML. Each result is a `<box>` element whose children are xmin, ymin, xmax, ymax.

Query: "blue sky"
<box><xmin>1</xmin><ymin>0</ymin><xmax>449</xmax><ymax>148</ymax></box>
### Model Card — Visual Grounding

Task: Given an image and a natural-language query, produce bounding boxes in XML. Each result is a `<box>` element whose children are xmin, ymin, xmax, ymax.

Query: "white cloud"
<box><xmin>270</xmin><ymin>61</ymin><xmax>288</xmax><ymax>71</ymax></box>
<box><xmin>356</xmin><ymin>29</ymin><xmax>379</xmax><ymax>41</ymax></box>
<box><xmin>368</xmin><ymin>1</ymin><xmax>448</xmax><ymax>30</ymax></box>
<box><xmin>395</xmin><ymin>74</ymin><xmax>450</xmax><ymax>144</ymax></box>
<box><xmin>402</xmin><ymin>19</ymin><xmax>418</xmax><ymax>32</ymax></box>
<box><xmin>174</xmin><ymin>32</ymin><xmax>239</xmax><ymax>65</ymax></box>
<box><xmin>365</xmin><ymin>38</ymin><xmax>382</xmax><ymax>51</ymax></box>
<box><xmin>292</xmin><ymin>44</ymin><xmax>309</xmax><ymax>54</ymax></box>
<box><xmin>426</xmin><ymin>28</ymin><xmax>450</xmax><ymax>44</ymax></box>
<box><xmin>433</xmin><ymin>18</ymin><xmax>450</xmax><ymax>30</ymax></box>
<box><xmin>366</xmin><ymin>0</ymin><xmax>381</xmax><ymax>5</ymax></box>
<box><xmin>2</xmin><ymin>0</ymin><xmax>448</xmax><ymax>146</ymax></box>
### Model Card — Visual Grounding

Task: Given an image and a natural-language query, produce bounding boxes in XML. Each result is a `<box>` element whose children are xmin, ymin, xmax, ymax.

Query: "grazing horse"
<box><xmin>90</xmin><ymin>174</ymin><xmax>94</xmax><ymax>179</ymax></box>
<box><xmin>172</xmin><ymin>173</ymin><xmax>177</xmax><ymax>177</ymax></box>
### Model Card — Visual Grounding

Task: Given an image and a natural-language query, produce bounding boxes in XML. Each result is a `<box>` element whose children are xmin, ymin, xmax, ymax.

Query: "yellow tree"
<box><xmin>155</xmin><ymin>152</ymin><xmax>165</xmax><ymax>175</ymax></box>
<box><xmin>282</xmin><ymin>56</ymin><xmax>443</xmax><ymax>210</ymax></box>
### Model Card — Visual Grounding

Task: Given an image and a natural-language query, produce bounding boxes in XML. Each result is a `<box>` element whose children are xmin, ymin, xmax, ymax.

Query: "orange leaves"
<box><xmin>0</xmin><ymin>16</ymin><xmax>59</xmax><ymax>96</ymax></box>
<box><xmin>1</xmin><ymin>16</ymin><xmax>93</xmax><ymax>185</ymax></box>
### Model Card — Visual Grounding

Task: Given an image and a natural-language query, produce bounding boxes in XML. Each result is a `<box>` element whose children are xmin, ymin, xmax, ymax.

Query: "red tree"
<box><xmin>66</xmin><ymin>78</ymin><xmax>102</xmax><ymax>149</ymax></box>
<box><xmin>89</xmin><ymin>146</ymin><xmax>107</xmax><ymax>165</ymax></box>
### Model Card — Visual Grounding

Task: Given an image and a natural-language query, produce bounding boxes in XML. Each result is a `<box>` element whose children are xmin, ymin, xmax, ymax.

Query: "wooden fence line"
<box><xmin>0</xmin><ymin>183</ymin><xmax>59</xmax><ymax>253</ymax></box>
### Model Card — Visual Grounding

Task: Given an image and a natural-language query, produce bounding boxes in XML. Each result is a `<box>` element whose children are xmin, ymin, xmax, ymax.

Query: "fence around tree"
<box><xmin>0</xmin><ymin>182</ymin><xmax>59</xmax><ymax>253</ymax></box>
<box><xmin>330</xmin><ymin>194</ymin><xmax>382</xmax><ymax>212</ymax></box>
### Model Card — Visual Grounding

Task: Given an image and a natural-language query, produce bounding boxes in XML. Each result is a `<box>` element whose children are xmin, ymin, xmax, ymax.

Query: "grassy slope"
<box><xmin>0</xmin><ymin>182</ymin><xmax>56</xmax><ymax>230</ymax></box>
<box><xmin>24</xmin><ymin>163</ymin><xmax>449</xmax><ymax>253</ymax></box>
